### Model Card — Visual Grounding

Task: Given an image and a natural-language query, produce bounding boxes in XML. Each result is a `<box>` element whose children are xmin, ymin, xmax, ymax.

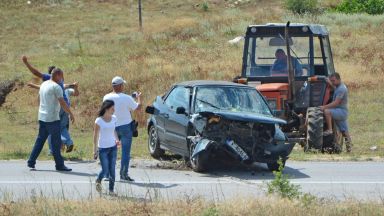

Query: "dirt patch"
<box><xmin>0</xmin><ymin>80</ymin><xmax>17</xmax><ymax>107</ymax></box>
<box><xmin>130</xmin><ymin>157</ymin><xmax>253</xmax><ymax>172</ymax></box>
<box><xmin>152</xmin><ymin>154</ymin><xmax>190</xmax><ymax>170</ymax></box>
<box><xmin>150</xmin><ymin>160</ymin><xmax>191</xmax><ymax>171</ymax></box>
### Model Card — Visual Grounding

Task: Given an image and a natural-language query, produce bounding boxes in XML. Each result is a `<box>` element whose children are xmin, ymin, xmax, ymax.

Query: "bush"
<box><xmin>335</xmin><ymin>0</ymin><xmax>384</xmax><ymax>15</ymax></box>
<box><xmin>285</xmin><ymin>0</ymin><xmax>321</xmax><ymax>14</ymax></box>
<box><xmin>201</xmin><ymin>2</ymin><xmax>209</xmax><ymax>12</ymax></box>
<box><xmin>267</xmin><ymin>160</ymin><xmax>302</xmax><ymax>200</ymax></box>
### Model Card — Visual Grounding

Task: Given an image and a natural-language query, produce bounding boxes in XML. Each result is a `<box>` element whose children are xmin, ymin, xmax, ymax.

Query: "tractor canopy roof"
<box><xmin>246</xmin><ymin>23</ymin><xmax>329</xmax><ymax>37</ymax></box>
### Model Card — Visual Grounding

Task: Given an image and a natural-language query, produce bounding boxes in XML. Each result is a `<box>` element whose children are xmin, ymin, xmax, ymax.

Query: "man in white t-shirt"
<box><xmin>27</xmin><ymin>68</ymin><xmax>75</xmax><ymax>171</ymax></box>
<box><xmin>103</xmin><ymin>76</ymin><xmax>141</xmax><ymax>181</ymax></box>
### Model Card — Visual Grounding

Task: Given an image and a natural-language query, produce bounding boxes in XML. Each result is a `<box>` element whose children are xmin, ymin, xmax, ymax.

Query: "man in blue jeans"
<box><xmin>22</xmin><ymin>56</ymin><xmax>78</xmax><ymax>153</ymax></box>
<box><xmin>27</xmin><ymin>84</ymin><xmax>79</xmax><ymax>154</ymax></box>
<box><xmin>103</xmin><ymin>76</ymin><xmax>141</xmax><ymax>181</ymax></box>
<box><xmin>27</xmin><ymin>68</ymin><xmax>75</xmax><ymax>171</ymax></box>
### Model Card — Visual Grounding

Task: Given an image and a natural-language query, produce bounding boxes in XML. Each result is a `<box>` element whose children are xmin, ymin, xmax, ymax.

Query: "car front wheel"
<box><xmin>148</xmin><ymin>125</ymin><xmax>165</xmax><ymax>159</ymax></box>
<box><xmin>189</xmin><ymin>142</ymin><xmax>209</xmax><ymax>173</ymax></box>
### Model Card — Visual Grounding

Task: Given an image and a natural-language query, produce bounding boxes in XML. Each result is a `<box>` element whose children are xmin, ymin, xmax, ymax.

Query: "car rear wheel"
<box><xmin>148</xmin><ymin>125</ymin><xmax>165</xmax><ymax>159</ymax></box>
<box><xmin>306</xmin><ymin>107</ymin><xmax>323</xmax><ymax>151</ymax></box>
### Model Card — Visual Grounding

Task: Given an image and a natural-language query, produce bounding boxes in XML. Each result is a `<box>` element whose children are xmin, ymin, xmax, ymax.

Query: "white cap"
<box><xmin>112</xmin><ymin>76</ymin><xmax>126</xmax><ymax>86</ymax></box>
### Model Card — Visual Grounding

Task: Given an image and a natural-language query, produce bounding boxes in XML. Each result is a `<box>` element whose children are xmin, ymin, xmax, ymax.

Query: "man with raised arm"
<box><xmin>27</xmin><ymin>68</ymin><xmax>75</xmax><ymax>171</ymax></box>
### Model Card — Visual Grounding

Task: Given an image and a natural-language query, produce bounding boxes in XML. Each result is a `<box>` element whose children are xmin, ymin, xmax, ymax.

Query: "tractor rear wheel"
<box><xmin>306</xmin><ymin>107</ymin><xmax>323</xmax><ymax>151</ymax></box>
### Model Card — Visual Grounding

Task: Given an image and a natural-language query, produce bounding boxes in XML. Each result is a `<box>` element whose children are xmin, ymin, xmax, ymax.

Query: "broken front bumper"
<box><xmin>190</xmin><ymin>137</ymin><xmax>295</xmax><ymax>163</ymax></box>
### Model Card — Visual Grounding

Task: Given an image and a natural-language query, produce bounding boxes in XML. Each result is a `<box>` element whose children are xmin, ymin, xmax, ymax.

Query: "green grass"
<box><xmin>0</xmin><ymin>0</ymin><xmax>383</xmax><ymax>161</ymax></box>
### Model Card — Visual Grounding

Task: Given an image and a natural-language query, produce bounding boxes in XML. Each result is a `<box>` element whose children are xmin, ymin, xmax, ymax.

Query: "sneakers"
<box><xmin>323</xmin><ymin>130</ymin><xmax>333</xmax><ymax>136</ymax></box>
<box><xmin>120</xmin><ymin>175</ymin><xmax>135</xmax><ymax>182</ymax></box>
<box><xmin>28</xmin><ymin>164</ymin><xmax>36</xmax><ymax>170</ymax></box>
<box><xmin>56</xmin><ymin>166</ymin><xmax>72</xmax><ymax>172</ymax></box>
<box><xmin>95</xmin><ymin>180</ymin><xmax>102</xmax><ymax>193</ymax></box>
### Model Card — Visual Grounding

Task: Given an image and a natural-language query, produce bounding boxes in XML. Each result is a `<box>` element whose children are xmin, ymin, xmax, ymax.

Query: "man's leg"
<box><xmin>323</xmin><ymin>109</ymin><xmax>333</xmax><ymax>134</ymax></box>
<box><xmin>28</xmin><ymin>121</ymin><xmax>49</xmax><ymax>168</ymax></box>
<box><xmin>47</xmin><ymin>121</ymin><xmax>65</xmax><ymax>169</ymax></box>
<box><xmin>60</xmin><ymin>111</ymin><xmax>74</xmax><ymax>152</ymax></box>
<box><xmin>330</xmin><ymin>109</ymin><xmax>350</xmax><ymax>152</ymax></box>
<box><xmin>47</xmin><ymin>135</ymin><xmax>53</xmax><ymax>155</ymax></box>
<box><xmin>337</xmin><ymin>120</ymin><xmax>352</xmax><ymax>153</ymax></box>
<box><xmin>117</xmin><ymin>124</ymin><xmax>133</xmax><ymax>180</ymax></box>
<box><xmin>61</xmin><ymin>127</ymin><xmax>74</xmax><ymax>152</ymax></box>
<box><xmin>342</xmin><ymin>131</ymin><xmax>352</xmax><ymax>152</ymax></box>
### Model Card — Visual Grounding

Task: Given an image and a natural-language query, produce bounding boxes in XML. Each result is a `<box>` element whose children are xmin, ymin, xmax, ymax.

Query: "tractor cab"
<box><xmin>238</xmin><ymin>23</ymin><xmax>335</xmax><ymax>118</ymax></box>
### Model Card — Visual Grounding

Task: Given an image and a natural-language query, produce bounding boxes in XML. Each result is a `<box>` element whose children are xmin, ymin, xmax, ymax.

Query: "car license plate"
<box><xmin>226</xmin><ymin>139</ymin><xmax>249</xmax><ymax>161</ymax></box>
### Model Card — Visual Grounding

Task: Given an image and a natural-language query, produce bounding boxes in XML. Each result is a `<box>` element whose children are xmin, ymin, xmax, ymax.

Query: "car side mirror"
<box><xmin>176</xmin><ymin>106</ymin><xmax>187</xmax><ymax>115</ymax></box>
<box><xmin>145</xmin><ymin>106</ymin><xmax>155</xmax><ymax>114</ymax></box>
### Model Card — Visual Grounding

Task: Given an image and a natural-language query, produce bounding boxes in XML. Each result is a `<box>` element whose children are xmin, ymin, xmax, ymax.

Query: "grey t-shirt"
<box><xmin>333</xmin><ymin>83</ymin><xmax>348</xmax><ymax>111</ymax></box>
<box><xmin>38</xmin><ymin>80</ymin><xmax>63</xmax><ymax>122</ymax></box>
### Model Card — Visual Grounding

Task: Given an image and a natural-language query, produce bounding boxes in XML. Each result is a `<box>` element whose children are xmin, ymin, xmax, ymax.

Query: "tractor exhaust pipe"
<box><xmin>285</xmin><ymin>21</ymin><xmax>296</xmax><ymax>103</ymax></box>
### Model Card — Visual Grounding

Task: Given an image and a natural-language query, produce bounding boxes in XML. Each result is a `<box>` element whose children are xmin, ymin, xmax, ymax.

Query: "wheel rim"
<box><xmin>149</xmin><ymin>127</ymin><xmax>157</xmax><ymax>152</ymax></box>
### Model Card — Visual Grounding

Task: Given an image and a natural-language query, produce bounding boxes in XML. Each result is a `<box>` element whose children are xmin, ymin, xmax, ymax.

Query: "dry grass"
<box><xmin>0</xmin><ymin>0</ymin><xmax>383</xmax><ymax>160</ymax></box>
<box><xmin>1</xmin><ymin>196</ymin><xmax>384</xmax><ymax>216</ymax></box>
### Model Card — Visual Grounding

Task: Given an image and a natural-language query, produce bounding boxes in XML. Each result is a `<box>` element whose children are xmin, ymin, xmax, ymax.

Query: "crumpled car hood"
<box><xmin>199</xmin><ymin>111</ymin><xmax>286</xmax><ymax>125</ymax></box>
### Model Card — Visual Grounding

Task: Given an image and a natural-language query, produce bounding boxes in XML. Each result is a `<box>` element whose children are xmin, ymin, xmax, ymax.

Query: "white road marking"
<box><xmin>0</xmin><ymin>181</ymin><xmax>231</xmax><ymax>184</ymax></box>
<box><xmin>0</xmin><ymin>180</ymin><xmax>383</xmax><ymax>185</ymax></box>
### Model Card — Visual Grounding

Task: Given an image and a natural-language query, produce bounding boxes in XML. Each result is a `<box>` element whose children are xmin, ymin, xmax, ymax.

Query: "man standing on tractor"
<box><xmin>320</xmin><ymin>73</ymin><xmax>352</xmax><ymax>152</ymax></box>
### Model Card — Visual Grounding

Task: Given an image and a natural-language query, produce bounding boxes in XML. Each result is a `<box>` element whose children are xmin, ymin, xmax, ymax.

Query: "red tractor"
<box><xmin>234</xmin><ymin>22</ymin><xmax>343</xmax><ymax>153</ymax></box>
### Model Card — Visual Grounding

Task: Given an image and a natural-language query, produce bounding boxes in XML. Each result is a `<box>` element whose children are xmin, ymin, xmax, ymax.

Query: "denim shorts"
<box><xmin>329</xmin><ymin>108</ymin><xmax>349</xmax><ymax>132</ymax></box>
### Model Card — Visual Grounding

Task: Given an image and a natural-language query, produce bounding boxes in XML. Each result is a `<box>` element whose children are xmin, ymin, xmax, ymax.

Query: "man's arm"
<box><xmin>22</xmin><ymin>56</ymin><xmax>43</xmax><ymax>79</ymax></box>
<box><xmin>72</xmin><ymin>82</ymin><xmax>80</xmax><ymax>96</ymax></box>
<box><xmin>58</xmin><ymin>98</ymin><xmax>75</xmax><ymax>123</ymax></box>
<box><xmin>27</xmin><ymin>83</ymin><xmax>40</xmax><ymax>90</ymax></box>
<box><xmin>134</xmin><ymin>92</ymin><xmax>142</xmax><ymax>110</ymax></box>
<box><xmin>294</xmin><ymin>58</ymin><xmax>303</xmax><ymax>76</ymax></box>
<box><xmin>320</xmin><ymin>98</ymin><xmax>342</xmax><ymax>110</ymax></box>
<box><xmin>325</xmin><ymin>78</ymin><xmax>335</xmax><ymax>89</ymax></box>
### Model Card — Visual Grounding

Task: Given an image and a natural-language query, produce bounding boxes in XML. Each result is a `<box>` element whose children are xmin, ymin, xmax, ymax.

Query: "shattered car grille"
<box><xmin>202</xmin><ymin>119</ymin><xmax>276</xmax><ymax>156</ymax></box>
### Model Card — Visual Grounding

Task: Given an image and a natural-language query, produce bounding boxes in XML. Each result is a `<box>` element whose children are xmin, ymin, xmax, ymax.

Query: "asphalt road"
<box><xmin>1</xmin><ymin>160</ymin><xmax>384</xmax><ymax>201</ymax></box>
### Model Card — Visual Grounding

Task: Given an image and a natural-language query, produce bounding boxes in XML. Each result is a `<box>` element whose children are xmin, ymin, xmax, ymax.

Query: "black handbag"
<box><xmin>132</xmin><ymin>120</ymin><xmax>139</xmax><ymax>137</ymax></box>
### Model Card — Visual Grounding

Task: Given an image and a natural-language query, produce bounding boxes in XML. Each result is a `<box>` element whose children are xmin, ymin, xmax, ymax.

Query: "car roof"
<box><xmin>175</xmin><ymin>80</ymin><xmax>250</xmax><ymax>88</ymax></box>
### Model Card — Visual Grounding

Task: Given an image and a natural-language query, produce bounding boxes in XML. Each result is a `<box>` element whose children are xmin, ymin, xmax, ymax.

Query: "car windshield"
<box><xmin>245</xmin><ymin>36</ymin><xmax>325</xmax><ymax>77</ymax></box>
<box><xmin>194</xmin><ymin>86</ymin><xmax>272</xmax><ymax>116</ymax></box>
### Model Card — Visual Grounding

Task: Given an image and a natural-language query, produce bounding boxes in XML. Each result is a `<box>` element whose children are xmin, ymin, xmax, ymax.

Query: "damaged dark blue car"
<box><xmin>145</xmin><ymin>81</ymin><xmax>295</xmax><ymax>172</ymax></box>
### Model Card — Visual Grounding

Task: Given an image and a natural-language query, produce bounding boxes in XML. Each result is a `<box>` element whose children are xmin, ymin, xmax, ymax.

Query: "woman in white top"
<box><xmin>93</xmin><ymin>100</ymin><xmax>120</xmax><ymax>194</ymax></box>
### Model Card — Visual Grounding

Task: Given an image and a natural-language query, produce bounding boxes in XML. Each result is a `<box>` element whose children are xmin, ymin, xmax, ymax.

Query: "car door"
<box><xmin>163</xmin><ymin>86</ymin><xmax>191</xmax><ymax>155</ymax></box>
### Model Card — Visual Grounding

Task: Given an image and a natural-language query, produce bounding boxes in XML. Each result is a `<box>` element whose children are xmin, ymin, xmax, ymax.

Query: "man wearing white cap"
<box><xmin>103</xmin><ymin>76</ymin><xmax>141</xmax><ymax>181</ymax></box>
